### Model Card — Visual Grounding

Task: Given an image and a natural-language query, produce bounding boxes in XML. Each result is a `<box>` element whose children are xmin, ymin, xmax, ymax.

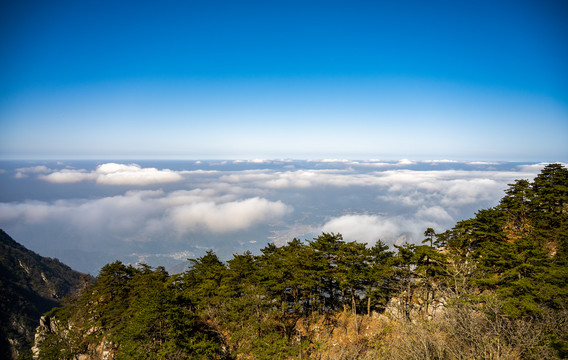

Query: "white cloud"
<box><xmin>321</xmin><ymin>209</ymin><xmax>453</xmax><ymax>246</ymax></box>
<box><xmin>263</xmin><ymin>171</ymin><xmax>318</xmax><ymax>189</ymax></box>
<box><xmin>320</xmin><ymin>159</ymin><xmax>350</xmax><ymax>163</ymax></box>
<box><xmin>322</xmin><ymin>214</ymin><xmax>402</xmax><ymax>245</ymax></box>
<box><xmin>15</xmin><ymin>165</ymin><xmax>51</xmax><ymax>173</ymax></box>
<box><xmin>14</xmin><ymin>165</ymin><xmax>52</xmax><ymax>178</ymax></box>
<box><xmin>233</xmin><ymin>159</ymin><xmax>272</xmax><ymax>164</ymax></box>
<box><xmin>467</xmin><ymin>161</ymin><xmax>500</xmax><ymax>165</ymax></box>
<box><xmin>3</xmin><ymin>159</ymin><xmax>559</xmax><ymax>276</ymax></box>
<box><xmin>422</xmin><ymin>160</ymin><xmax>460</xmax><ymax>163</ymax></box>
<box><xmin>0</xmin><ymin>189</ymin><xmax>292</xmax><ymax>242</ymax></box>
<box><xmin>397</xmin><ymin>159</ymin><xmax>416</xmax><ymax>165</ymax></box>
<box><xmin>220</xmin><ymin>169</ymin><xmax>379</xmax><ymax>189</ymax></box>
<box><xmin>40</xmin><ymin>169</ymin><xmax>95</xmax><ymax>183</ymax></box>
<box><xmin>95</xmin><ymin>163</ymin><xmax>182</xmax><ymax>186</ymax></box>
<box><xmin>216</xmin><ymin>168</ymin><xmax>533</xmax><ymax>218</ymax></box>
<box><xmin>357</xmin><ymin>161</ymin><xmax>393</xmax><ymax>167</ymax></box>
<box><xmin>440</xmin><ymin>178</ymin><xmax>500</xmax><ymax>206</ymax></box>
<box><xmin>3</xmin><ymin>160</ymin><xmax>553</xmax><ymax>272</ymax></box>
<box><xmin>169</xmin><ymin>197</ymin><xmax>292</xmax><ymax>233</ymax></box>
<box><xmin>0</xmin><ymin>201</ymin><xmax>55</xmax><ymax>223</ymax></box>
<box><xmin>516</xmin><ymin>163</ymin><xmax>552</xmax><ymax>173</ymax></box>
<box><xmin>314</xmin><ymin>168</ymin><xmax>532</xmax><ymax>245</ymax></box>
<box><xmin>415</xmin><ymin>206</ymin><xmax>454</xmax><ymax>222</ymax></box>
<box><xmin>38</xmin><ymin>163</ymin><xmax>183</xmax><ymax>185</ymax></box>
<box><xmin>161</xmin><ymin>189</ymin><xmax>239</xmax><ymax>207</ymax></box>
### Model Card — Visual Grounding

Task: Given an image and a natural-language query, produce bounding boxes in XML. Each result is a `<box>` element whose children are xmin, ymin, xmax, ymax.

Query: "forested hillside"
<box><xmin>34</xmin><ymin>164</ymin><xmax>568</xmax><ymax>359</ymax></box>
<box><xmin>0</xmin><ymin>230</ymin><xmax>86</xmax><ymax>360</ymax></box>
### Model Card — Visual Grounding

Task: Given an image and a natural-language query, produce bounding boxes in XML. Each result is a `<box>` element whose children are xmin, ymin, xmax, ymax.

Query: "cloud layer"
<box><xmin>39</xmin><ymin>163</ymin><xmax>183</xmax><ymax>185</ymax></box>
<box><xmin>0</xmin><ymin>160</ymin><xmax>553</xmax><ymax>272</ymax></box>
<box><xmin>170</xmin><ymin>197</ymin><xmax>291</xmax><ymax>233</ymax></box>
<box><xmin>0</xmin><ymin>189</ymin><xmax>291</xmax><ymax>237</ymax></box>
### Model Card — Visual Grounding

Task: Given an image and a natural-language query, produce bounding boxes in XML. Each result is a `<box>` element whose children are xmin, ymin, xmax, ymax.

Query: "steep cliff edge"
<box><xmin>0</xmin><ymin>229</ymin><xmax>86</xmax><ymax>359</ymax></box>
<box><xmin>32</xmin><ymin>315</ymin><xmax>117</xmax><ymax>360</ymax></box>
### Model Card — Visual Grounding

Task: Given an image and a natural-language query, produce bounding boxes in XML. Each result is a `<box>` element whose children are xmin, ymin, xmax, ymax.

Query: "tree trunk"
<box><xmin>352</xmin><ymin>293</ymin><xmax>359</xmax><ymax>334</ymax></box>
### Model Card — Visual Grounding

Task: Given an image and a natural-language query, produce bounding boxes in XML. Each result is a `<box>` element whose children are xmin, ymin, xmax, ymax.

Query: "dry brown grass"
<box><xmin>286</xmin><ymin>304</ymin><xmax>567</xmax><ymax>360</ymax></box>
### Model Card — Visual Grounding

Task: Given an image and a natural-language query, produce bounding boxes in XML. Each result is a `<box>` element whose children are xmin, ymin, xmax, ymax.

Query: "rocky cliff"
<box><xmin>0</xmin><ymin>229</ymin><xmax>86</xmax><ymax>359</ymax></box>
<box><xmin>32</xmin><ymin>315</ymin><xmax>117</xmax><ymax>360</ymax></box>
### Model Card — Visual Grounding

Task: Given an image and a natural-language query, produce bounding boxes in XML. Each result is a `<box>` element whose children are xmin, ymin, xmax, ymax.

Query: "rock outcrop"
<box><xmin>384</xmin><ymin>292</ymin><xmax>447</xmax><ymax>321</ymax></box>
<box><xmin>32</xmin><ymin>316</ymin><xmax>117</xmax><ymax>360</ymax></box>
<box><xmin>0</xmin><ymin>229</ymin><xmax>86</xmax><ymax>359</ymax></box>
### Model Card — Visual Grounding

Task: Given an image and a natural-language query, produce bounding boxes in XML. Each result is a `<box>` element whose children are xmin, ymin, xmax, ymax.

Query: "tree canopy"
<box><xmin>34</xmin><ymin>163</ymin><xmax>568</xmax><ymax>359</ymax></box>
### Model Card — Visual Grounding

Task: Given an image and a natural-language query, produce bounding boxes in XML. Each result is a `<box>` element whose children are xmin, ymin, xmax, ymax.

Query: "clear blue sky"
<box><xmin>1</xmin><ymin>0</ymin><xmax>567</xmax><ymax>161</ymax></box>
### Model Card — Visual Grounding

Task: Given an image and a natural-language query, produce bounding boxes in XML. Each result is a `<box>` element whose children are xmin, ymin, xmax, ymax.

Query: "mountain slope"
<box><xmin>0</xmin><ymin>229</ymin><xmax>86</xmax><ymax>360</ymax></box>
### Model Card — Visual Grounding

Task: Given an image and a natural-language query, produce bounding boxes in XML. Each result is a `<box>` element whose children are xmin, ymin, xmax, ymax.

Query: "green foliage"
<box><xmin>500</xmin><ymin>179</ymin><xmax>533</xmax><ymax>234</ymax></box>
<box><xmin>365</xmin><ymin>240</ymin><xmax>394</xmax><ymax>313</ymax></box>
<box><xmin>445</xmin><ymin>163</ymin><xmax>568</xmax><ymax>317</ymax></box>
<box><xmin>36</xmin><ymin>263</ymin><xmax>227</xmax><ymax>359</ymax></box>
<box><xmin>184</xmin><ymin>250</ymin><xmax>227</xmax><ymax>310</ymax></box>
<box><xmin>0</xmin><ymin>229</ymin><xmax>85</xmax><ymax>360</ymax></box>
<box><xmin>308</xmin><ymin>233</ymin><xmax>345</xmax><ymax>311</ymax></box>
<box><xmin>33</xmin><ymin>163</ymin><xmax>568</xmax><ymax>359</ymax></box>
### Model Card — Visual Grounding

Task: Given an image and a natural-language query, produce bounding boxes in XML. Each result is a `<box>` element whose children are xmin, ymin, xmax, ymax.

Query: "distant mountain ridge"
<box><xmin>0</xmin><ymin>229</ymin><xmax>85</xmax><ymax>360</ymax></box>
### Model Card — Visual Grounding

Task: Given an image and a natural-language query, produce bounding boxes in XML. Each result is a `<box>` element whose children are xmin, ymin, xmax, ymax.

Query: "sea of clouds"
<box><xmin>0</xmin><ymin>159</ymin><xmax>553</xmax><ymax>274</ymax></box>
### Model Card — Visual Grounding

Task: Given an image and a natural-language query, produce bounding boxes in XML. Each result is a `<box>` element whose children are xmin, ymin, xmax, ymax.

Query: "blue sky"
<box><xmin>1</xmin><ymin>0</ymin><xmax>567</xmax><ymax>161</ymax></box>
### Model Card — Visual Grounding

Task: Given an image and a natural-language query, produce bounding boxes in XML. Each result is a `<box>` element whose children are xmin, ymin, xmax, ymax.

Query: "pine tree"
<box><xmin>336</xmin><ymin>241</ymin><xmax>368</xmax><ymax>333</ymax></box>
<box><xmin>531</xmin><ymin>163</ymin><xmax>568</xmax><ymax>256</ymax></box>
<box><xmin>499</xmin><ymin>179</ymin><xmax>533</xmax><ymax>236</ymax></box>
<box><xmin>279</xmin><ymin>239</ymin><xmax>315</xmax><ymax>316</ymax></box>
<box><xmin>415</xmin><ymin>228</ymin><xmax>447</xmax><ymax>316</ymax></box>
<box><xmin>183</xmin><ymin>250</ymin><xmax>227</xmax><ymax>313</ymax></box>
<box><xmin>308</xmin><ymin>233</ymin><xmax>345</xmax><ymax>312</ymax></box>
<box><xmin>365</xmin><ymin>240</ymin><xmax>394</xmax><ymax>315</ymax></box>
<box><xmin>391</xmin><ymin>243</ymin><xmax>417</xmax><ymax>321</ymax></box>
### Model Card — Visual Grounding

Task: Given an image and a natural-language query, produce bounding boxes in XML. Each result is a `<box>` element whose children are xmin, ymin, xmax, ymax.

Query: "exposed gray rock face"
<box><xmin>384</xmin><ymin>292</ymin><xmax>447</xmax><ymax>321</ymax></box>
<box><xmin>31</xmin><ymin>316</ymin><xmax>53</xmax><ymax>359</ymax></box>
<box><xmin>0</xmin><ymin>229</ymin><xmax>86</xmax><ymax>359</ymax></box>
<box><xmin>32</xmin><ymin>315</ymin><xmax>117</xmax><ymax>360</ymax></box>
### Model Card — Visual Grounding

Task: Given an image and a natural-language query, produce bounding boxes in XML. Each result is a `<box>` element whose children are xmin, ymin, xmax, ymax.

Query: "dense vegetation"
<box><xmin>35</xmin><ymin>164</ymin><xmax>568</xmax><ymax>359</ymax></box>
<box><xmin>0</xmin><ymin>230</ymin><xmax>85</xmax><ymax>360</ymax></box>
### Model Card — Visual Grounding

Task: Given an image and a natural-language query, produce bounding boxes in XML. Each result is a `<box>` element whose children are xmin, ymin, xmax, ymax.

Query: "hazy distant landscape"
<box><xmin>0</xmin><ymin>159</ymin><xmax>551</xmax><ymax>274</ymax></box>
<box><xmin>1</xmin><ymin>0</ymin><xmax>568</xmax><ymax>358</ymax></box>
<box><xmin>12</xmin><ymin>163</ymin><xmax>567</xmax><ymax>359</ymax></box>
